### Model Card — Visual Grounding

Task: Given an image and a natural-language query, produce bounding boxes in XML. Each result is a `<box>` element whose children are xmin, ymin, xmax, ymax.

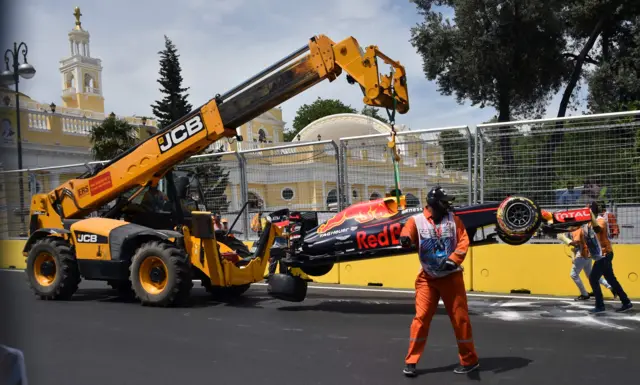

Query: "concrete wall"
<box><xmin>2</xmin><ymin>239</ymin><xmax>638</xmax><ymax>299</ymax></box>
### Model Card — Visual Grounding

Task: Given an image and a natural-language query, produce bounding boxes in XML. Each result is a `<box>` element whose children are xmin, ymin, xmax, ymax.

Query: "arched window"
<box><xmin>258</xmin><ymin>129</ymin><xmax>267</xmax><ymax>143</ymax></box>
<box><xmin>326</xmin><ymin>189</ymin><xmax>337</xmax><ymax>207</ymax></box>
<box><xmin>66</xmin><ymin>73</ymin><xmax>75</xmax><ymax>89</ymax></box>
<box><xmin>84</xmin><ymin>73</ymin><xmax>95</xmax><ymax>92</ymax></box>
<box><xmin>370</xmin><ymin>192</ymin><xmax>381</xmax><ymax>200</ymax></box>
<box><xmin>248</xmin><ymin>191</ymin><xmax>264</xmax><ymax>210</ymax></box>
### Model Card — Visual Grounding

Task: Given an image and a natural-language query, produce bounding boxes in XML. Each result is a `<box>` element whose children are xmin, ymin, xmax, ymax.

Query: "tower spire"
<box><xmin>73</xmin><ymin>7</ymin><xmax>83</xmax><ymax>30</ymax></box>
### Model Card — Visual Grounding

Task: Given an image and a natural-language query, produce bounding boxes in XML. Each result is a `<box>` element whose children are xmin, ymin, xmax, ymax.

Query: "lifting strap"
<box><xmin>385</xmin><ymin>83</ymin><xmax>402</xmax><ymax>207</ymax></box>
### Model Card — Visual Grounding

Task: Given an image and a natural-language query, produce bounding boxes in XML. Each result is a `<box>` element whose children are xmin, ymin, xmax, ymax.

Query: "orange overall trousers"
<box><xmin>402</xmin><ymin>209</ymin><xmax>478</xmax><ymax>366</ymax></box>
<box><xmin>405</xmin><ymin>270</ymin><xmax>477</xmax><ymax>366</ymax></box>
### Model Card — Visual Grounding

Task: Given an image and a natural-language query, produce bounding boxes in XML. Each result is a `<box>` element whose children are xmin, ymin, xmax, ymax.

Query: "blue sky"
<box><xmin>4</xmin><ymin>0</ymin><xmax>586</xmax><ymax>131</ymax></box>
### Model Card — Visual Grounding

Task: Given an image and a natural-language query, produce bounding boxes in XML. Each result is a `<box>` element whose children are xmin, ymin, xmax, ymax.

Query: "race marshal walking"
<box><xmin>400</xmin><ymin>186</ymin><xmax>479</xmax><ymax>377</ymax></box>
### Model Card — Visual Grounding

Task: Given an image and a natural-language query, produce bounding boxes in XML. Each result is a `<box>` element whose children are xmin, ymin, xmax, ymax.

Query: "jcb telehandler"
<box><xmin>22</xmin><ymin>35</ymin><xmax>410</xmax><ymax>306</ymax></box>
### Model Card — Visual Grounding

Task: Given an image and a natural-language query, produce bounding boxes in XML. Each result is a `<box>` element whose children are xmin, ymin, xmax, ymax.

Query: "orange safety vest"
<box><xmin>250</xmin><ymin>213</ymin><xmax>262</xmax><ymax>232</ymax></box>
<box><xmin>603</xmin><ymin>212</ymin><xmax>620</xmax><ymax>239</ymax></box>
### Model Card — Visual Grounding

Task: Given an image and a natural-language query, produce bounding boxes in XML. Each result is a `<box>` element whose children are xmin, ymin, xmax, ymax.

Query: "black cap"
<box><xmin>427</xmin><ymin>186</ymin><xmax>455</xmax><ymax>206</ymax></box>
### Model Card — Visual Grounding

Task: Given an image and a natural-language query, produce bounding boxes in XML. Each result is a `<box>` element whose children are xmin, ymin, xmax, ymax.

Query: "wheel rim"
<box><xmin>505</xmin><ymin>202</ymin><xmax>533</xmax><ymax>230</ymax></box>
<box><xmin>139</xmin><ymin>256</ymin><xmax>168</xmax><ymax>295</ymax></box>
<box><xmin>34</xmin><ymin>252</ymin><xmax>56</xmax><ymax>286</ymax></box>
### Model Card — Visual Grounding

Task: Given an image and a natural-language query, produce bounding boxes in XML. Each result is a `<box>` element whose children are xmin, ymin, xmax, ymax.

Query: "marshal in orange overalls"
<box><xmin>401</xmin><ymin>207</ymin><xmax>478</xmax><ymax>368</ymax></box>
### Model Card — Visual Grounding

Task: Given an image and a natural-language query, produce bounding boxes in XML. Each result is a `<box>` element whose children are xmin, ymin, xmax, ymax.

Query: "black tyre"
<box><xmin>267</xmin><ymin>273</ymin><xmax>308</xmax><ymax>302</ymax></box>
<box><xmin>496</xmin><ymin>196</ymin><xmax>541</xmax><ymax>238</ymax></box>
<box><xmin>300</xmin><ymin>263</ymin><xmax>334</xmax><ymax>277</ymax></box>
<box><xmin>496</xmin><ymin>230</ymin><xmax>533</xmax><ymax>246</ymax></box>
<box><xmin>25</xmin><ymin>237</ymin><xmax>80</xmax><ymax>300</ymax></box>
<box><xmin>129</xmin><ymin>241</ymin><xmax>193</xmax><ymax>307</ymax></box>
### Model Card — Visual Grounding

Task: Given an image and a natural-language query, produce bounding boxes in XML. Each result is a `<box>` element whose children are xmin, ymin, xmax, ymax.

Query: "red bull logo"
<box><xmin>356</xmin><ymin>223</ymin><xmax>402</xmax><ymax>249</ymax></box>
<box><xmin>317</xmin><ymin>200</ymin><xmax>395</xmax><ymax>234</ymax></box>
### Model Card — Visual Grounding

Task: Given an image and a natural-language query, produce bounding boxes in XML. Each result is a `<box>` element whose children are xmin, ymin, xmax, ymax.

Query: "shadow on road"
<box><xmin>277</xmin><ymin>300</ymin><xmax>481</xmax><ymax>316</ymax></box>
<box><xmin>416</xmin><ymin>356</ymin><xmax>533</xmax><ymax>379</ymax></box>
<box><xmin>66</xmin><ymin>288</ymin><xmax>272</xmax><ymax>309</ymax></box>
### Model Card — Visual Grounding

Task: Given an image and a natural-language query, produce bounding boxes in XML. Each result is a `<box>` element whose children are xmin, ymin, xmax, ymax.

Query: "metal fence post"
<box><xmin>464</xmin><ymin>126</ymin><xmax>473</xmax><ymax>205</ymax></box>
<box><xmin>339</xmin><ymin>139</ymin><xmax>349</xmax><ymax>210</ymax></box>
<box><xmin>236</xmin><ymin>151</ymin><xmax>249</xmax><ymax>241</ymax></box>
<box><xmin>329</xmin><ymin>140</ymin><xmax>342</xmax><ymax>211</ymax></box>
<box><xmin>479</xmin><ymin>131</ymin><xmax>485</xmax><ymax>203</ymax></box>
<box><xmin>473</xmin><ymin>126</ymin><xmax>479</xmax><ymax>204</ymax></box>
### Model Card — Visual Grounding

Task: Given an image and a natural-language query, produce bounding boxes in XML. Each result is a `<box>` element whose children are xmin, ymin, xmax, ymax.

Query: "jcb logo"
<box><xmin>78</xmin><ymin>186</ymin><xmax>89</xmax><ymax>197</ymax></box>
<box><xmin>76</xmin><ymin>231</ymin><xmax>107</xmax><ymax>244</ymax></box>
<box><xmin>77</xmin><ymin>233</ymin><xmax>98</xmax><ymax>243</ymax></box>
<box><xmin>157</xmin><ymin>115</ymin><xmax>205</xmax><ymax>153</ymax></box>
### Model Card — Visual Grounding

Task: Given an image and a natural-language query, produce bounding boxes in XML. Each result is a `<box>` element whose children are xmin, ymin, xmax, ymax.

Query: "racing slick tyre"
<box><xmin>267</xmin><ymin>273</ymin><xmax>308</xmax><ymax>302</ymax></box>
<box><xmin>496</xmin><ymin>196</ymin><xmax>541</xmax><ymax>239</ymax></box>
<box><xmin>129</xmin><ymin>240</ymin><xmax>193</xmax><ymax>307</ymax></box>
<box><xmin>25</xmin><ymin>236</ymin><xmax>81</xmax><ymax>300</ymax></box>
<box><xmin>496</xmin><ymin>229</ymin><xmax>533</xmax><ymax>246</ymax></box>
<box><xmin>300</xmin><ymin>263</ymin><xmax>335</xmax><ymax>277</ymax></box>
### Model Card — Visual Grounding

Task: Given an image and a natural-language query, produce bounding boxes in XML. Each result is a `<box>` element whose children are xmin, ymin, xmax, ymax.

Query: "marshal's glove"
<box><xmin>440</xmin><ymin>258</ymin><xmax>459</xmax><ymax>271</ymax></box>
<box><xmin>400</xmin><ymin>236</ymin><xmax>412</xmax><ymax>248</ymax></box>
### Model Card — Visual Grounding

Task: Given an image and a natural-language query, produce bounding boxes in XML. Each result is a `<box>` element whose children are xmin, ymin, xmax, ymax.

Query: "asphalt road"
<box><xmin>1</xmin><ymin>270</ymin><xmax>639</xmax><ymax>385</ymax></box>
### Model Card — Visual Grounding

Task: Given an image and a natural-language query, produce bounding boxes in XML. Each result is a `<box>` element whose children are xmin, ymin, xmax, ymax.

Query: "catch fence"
<box><xmin>339</xmin><ymin>125</ymin><xmax>473</xmax><ymax>208</ymax></box>
<box><xmin>1</xmin><ymin>110</ymin><xmax>638</xmax><ymax>243</ymax></box>
<box><xmin>476</xmin><ymin>110</ymin><xmax>640</xmax><ymax>243</ymax></box>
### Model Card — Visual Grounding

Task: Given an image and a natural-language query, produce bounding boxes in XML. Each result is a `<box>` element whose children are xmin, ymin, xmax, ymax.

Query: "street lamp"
<box><xmin>49</xmin><ymin>102</ymin><xmax>56</xmax><ymax>113</ymax></box>
<box><xmin>3</xmin><ymin>41</ymin><xmax>36</xmax><ymax>232</ymax></box>
<box><xmin>3</xmin><ymin>42</ymin><xmax>36</xmax><ymax>169</ymax></box>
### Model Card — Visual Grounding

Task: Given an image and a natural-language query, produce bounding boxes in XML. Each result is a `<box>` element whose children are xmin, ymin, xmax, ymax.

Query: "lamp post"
<box><xmin>2</xmin><ymin>42</ymin><xmax>36</xmax><ymax>231</ymax></box>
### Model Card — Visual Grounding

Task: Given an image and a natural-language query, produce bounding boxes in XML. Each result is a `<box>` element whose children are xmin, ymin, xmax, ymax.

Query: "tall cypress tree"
<box><xmin>151</xmin><ymin>35</ymin><xmax>193</xmax><ymax>129</ymax></box>
<box><xmin>151</xmin><ymin>35</ymin><xmax>230</xmax><ymax>214</ymax></box>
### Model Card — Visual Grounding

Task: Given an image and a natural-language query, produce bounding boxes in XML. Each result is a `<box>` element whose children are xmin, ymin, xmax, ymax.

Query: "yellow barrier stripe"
<box><xmin>3</xmin><ymin>239</ymin><xmax>638</xmax><ymax>299</ymax></box>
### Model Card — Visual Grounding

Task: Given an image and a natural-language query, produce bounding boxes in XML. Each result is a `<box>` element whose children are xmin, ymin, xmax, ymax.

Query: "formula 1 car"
<box><xmin>263</xmin><ymin>195</ymin><xmax>596</xmax><ymax>301</ymax></box>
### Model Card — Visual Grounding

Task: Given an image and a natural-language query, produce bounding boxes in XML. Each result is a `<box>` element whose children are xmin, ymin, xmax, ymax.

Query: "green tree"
<box><xmin>437</xmin><ymin>130</ymin><xmax>470</xmax><ymax>171</ymax></box>
<box><xmin>361</xmin><ymin>106</ymin><xmax>389</xmax><ymax>124</ymax></box>
<box><xmin>150</xmin><ymin>35</ymin><xmax>230</xmax><ymax>213</ymax></box>
<box><xmin>534</xmin><ymin>3</ymin><xmax>640</xmax><ymax>205</ymax></box>
<box><xmin>284</xmin><ymin>97</ymin><xmax>356</xmax><ymax>141</ymax></box>
<box><xmin>409</xmin><ymin>0</ymin><xmax>568</xmax><ymax>166</ymax></box>
<box><xmin>151</xmin><ymin>35</ymin><xmax>193</xmax><ymax>130</ymax></box>
<box><xmin>89</xmin><ymin>113</ymin><xmax>138</xmax><ymax>161</ymax></box>
<box><xmin>586</xmin><ymin>15</ymin><xmax>640</xmax><ymax>113</ymax></box>
<box><xmin>555</xmin><ymin>0</ymin><xmax>640</xmax><ymax>118</ymax></box>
